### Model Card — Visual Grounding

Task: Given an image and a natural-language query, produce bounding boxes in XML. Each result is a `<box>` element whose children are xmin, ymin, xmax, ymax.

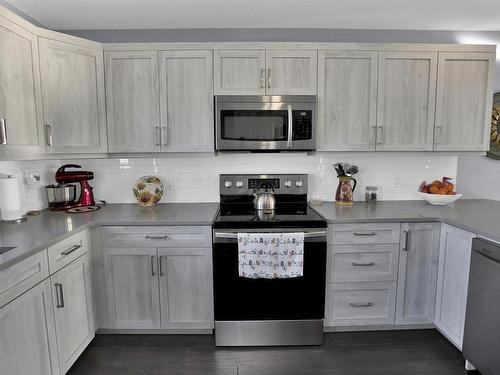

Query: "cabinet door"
<box><xmin>0</xmin><ymin>16</ymin><xmax>42</xmax><ymax>151</ymax></box>
<box><xmin>105</xmin><ymin>51</ymin><xmax>161</xmax><ymax>152</ymax></box>
<box><xmin>377</xmin><ymin>52</ymin><xmax>437</xmax><ymax>151</ymax></box>
<box><xmin>0</xmin><ymin>279</ymin><xmax>60</xmax><ymax>375</ymax></box>
<box><xmin>396</xmin><ymin>223</ymin><xmax>440</xmax><ymax>324</ymax></box>
<box><xmin>265</xmin><ymin>50</ymin><xmax>318</xmax><ymax>95</ymax></box>
<box><xmin>51</xmin><ymin>253</ymin><xmax>94</xmax><ymax>374</ymax></box>
<box><xmin>158</xmin><ymin>248</ymin><xmax>213</xmax><ymax>329</ymax></box>
<box><xmin>159</xmin><ymin>50</ymin><xmax>214</xmax><ymax>152</ymax></box>
<box><xmin>39</xmin><ymin>38</ymin><xmax>106</xmax><ymax>153</ymax></box>
<box><xmin>318</xmin><ymin>51</ymin><xmax>378</xmax><ymax>151</ymax></box>
<box><xmin>434</xmin><ymin>52</ymin><xmax>495</xmax><ymax>151</ymax></box>
<box><xmin>214</xmin><ymin>50</ymin><xmax>266</xmax><ymax>95</ymax></box>
<box><xmin>435</xmin><ymin>224</ymin><xmax>475</xmax><ymax>350</ymax></box>
<box><xmin>103</xmin><ymin>247</ymin><xmax>161</xmax><ymax>329</ymax></box>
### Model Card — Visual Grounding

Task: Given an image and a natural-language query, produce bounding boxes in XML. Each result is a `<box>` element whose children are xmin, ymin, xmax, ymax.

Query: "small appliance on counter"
<box><xmin>0</xmin><ymin>175</ymin><xmax>26</xmax><ymax>223</ymax></box>
<box><xmin>46</xmin><ymin>164</ymin><xmax>101</xmax><ymax>213</ymax></box>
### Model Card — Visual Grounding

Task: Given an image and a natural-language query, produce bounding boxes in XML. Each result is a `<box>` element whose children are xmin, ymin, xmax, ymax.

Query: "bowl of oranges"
<box><xmin>418</xmin><ymin>177</ymin><xmax>462</xmax><ymax>205</ymax></box>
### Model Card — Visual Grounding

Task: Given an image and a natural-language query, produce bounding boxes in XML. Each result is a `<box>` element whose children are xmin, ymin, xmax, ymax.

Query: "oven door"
<box><xmin>212</xmin><ymin>229</ymin><xmax>327</xmax><ymax>321</ymax></box>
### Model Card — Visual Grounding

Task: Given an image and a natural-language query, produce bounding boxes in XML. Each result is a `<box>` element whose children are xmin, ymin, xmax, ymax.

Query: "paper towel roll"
<box><xmin>0</xmin><ymin>176</ymin><xmax>23</xmax><ymax>221</ymax></box>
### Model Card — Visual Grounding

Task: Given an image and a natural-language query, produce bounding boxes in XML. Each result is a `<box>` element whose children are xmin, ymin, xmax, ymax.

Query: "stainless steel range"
<box><xmin>212</xmin><ymin>174</ymin><xmax>327</xmax><ymax>346</ymax></box>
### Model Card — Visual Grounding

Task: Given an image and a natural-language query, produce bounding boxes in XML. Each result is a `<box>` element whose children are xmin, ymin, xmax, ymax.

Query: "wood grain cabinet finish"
<box><xmin>105</xmin><ymin>51</ymin><xmax>161</xmax><ymax>152</ymax></box>
<box><xmin>38</xmin><ymin>38</ymin><xmax>107</xmax><ymax>153</ymax></box>
<box><xmin>376</xmin><ymin>52</ymin><xmax>437</xmax><ymax>151</ymax></box>
<box><xmin>265</xmin><ymin>50</ymin><xmax>318</xmax><ymax>95</ymax></box>
<box><xmin>51</xmin><ymin>253</ymin><xmax>94</xmax><ymax>374</ymax></box>
<box><xmin>103</xmin><ymin>247</ymin><xmax>161</xmax><ymax>329</ymax></box>
<box><xmin>434</xmin><ymin>52</ymin><xmax>495</xmax><ymax>151</ymax></box>
<box><xmin>158</xmin><ymin>248</ymin><xmax>214</xmax><ymax>329</ymax></box>
<box><xmin>329</xmin><ymin>223</ymin><xmax>401</xmax><ymax>245</ymax></box>
<box><xmin>0</xmin><ymin>279</ymin><xmax>60</xmax><ymax>375</ymax></box>
<box><xmin>214</xmin><ymin>50</ymin><xmax>266</xmax><ymax>95</ymax></box>
<box><xmin>0</xmin><ymin>16</ymin><xmax>42</xmax><ymax>152</ymax></box>
<box><xmin>159</xmin><ymin>50</ymin><xmax>214</xmax><ymax>152</ymax></box>
<box><xmin>318</xmin><ymin>51</ymin><xmax>378</xmax><ymax>151</ymax></box>
<box><xmin>396</xmin><ymin>223</ymin><xmax>440</xmax><ymax>325</ymax></box>
<box><xmin>434</xmin><ymin>224</ymin><xmax>475</xmax><ymax>350</ymax></box>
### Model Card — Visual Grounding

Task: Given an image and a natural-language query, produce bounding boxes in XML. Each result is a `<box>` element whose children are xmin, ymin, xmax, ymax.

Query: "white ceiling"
<box><xmin>5</xmin><ymin>0</ymin><xmax>500</xmax><ymax>31</ymax></box>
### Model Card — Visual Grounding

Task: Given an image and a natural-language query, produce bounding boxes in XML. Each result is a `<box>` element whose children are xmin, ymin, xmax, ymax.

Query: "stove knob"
<box><xmin>236</xmin><ymin>181</ymin><xmax>244</xmax><ymax>188</ymax></box>
<box><xmin>295</xmin><ymin>180</ymin><xmax>303</xmax><ymax>187</ymax></box>
<box><xmin>284</xmin><ymin>180</ymin><xmax>292</xmax><ymax>188</ymax></box>
<box><xmin>224</xmin><ymin>181</ymin><xmax>233</xmax><ymax>188</ymax></box>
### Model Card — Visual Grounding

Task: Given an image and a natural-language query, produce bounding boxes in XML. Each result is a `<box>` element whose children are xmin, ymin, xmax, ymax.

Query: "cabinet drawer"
<box><xmin>0</xmin><ymin>250</ymin><xmax>49</xmax><ymax>307</ymax></box>
<box><xmin>330</xmin><ymin>223</ymin><xmax>400</xmax><ymax>244</ymax></box>
<box><xmin>327</xmin><ymin>244</ymin><xmax>399</xmax><ymax>282</ymax></box>
<box><xmin>325</xmin><ymin>282</ymin><xmax>397</xmax><ymax>326</ymax></box>
<box><xmin>48</xmin><ymin>230</ymin><xmax>89</xmax><ymax>274</ymax></box>
<box><xmin>102</xmin><ymin>226</ymin><xmax>212</xmax><ymax>248</ymax></box>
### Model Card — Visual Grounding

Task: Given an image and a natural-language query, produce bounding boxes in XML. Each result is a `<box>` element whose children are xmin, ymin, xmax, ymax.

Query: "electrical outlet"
<box><xmin>24</xmin><ymin>171</ymin><xmax>41</xmax><ymax>186</ymax></box>
<box><xmin>393</xmin><ymin>174</ymin><xmax>401</xmax><ymax>188</ymax></box>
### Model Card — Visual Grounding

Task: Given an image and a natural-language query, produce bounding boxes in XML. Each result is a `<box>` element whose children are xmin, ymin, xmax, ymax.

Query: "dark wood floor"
<box><xmin>67</xmin><ymin>329</ymin><xmax>479</xmax><ymax>375</ymax></box>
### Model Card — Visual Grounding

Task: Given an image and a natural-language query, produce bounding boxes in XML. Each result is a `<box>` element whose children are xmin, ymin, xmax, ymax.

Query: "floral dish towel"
<box><xmin>238</xmin><ymin>232</ymin><xmax>305</xmax><ymax>279</ymax></box>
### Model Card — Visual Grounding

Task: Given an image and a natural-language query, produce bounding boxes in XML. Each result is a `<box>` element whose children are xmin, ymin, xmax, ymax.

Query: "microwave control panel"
<box><xmin>293</xmin><ymin>110</ymin><xmax>313</xmax><ymax>140</ymax></box>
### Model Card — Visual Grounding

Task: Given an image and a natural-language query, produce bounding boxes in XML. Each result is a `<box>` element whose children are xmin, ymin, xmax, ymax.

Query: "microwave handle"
<box><xmin>287</xmin><ymin>105</ymin><xmax>293</xmax><ymax>148</ymax></box>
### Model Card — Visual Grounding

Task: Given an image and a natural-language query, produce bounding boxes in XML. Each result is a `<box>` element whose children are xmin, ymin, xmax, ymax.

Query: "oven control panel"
<box><xmin>220</xmin><ymin>174</ymin><xmax>308</xmax><ymax>196</ymax></box>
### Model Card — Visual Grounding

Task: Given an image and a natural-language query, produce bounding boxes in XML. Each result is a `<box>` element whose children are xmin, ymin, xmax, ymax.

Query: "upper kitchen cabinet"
<box><xmin>38</xmin><ymin>37</ymin><xmax>107</xmax><ymax>153</ymax></box>
<box><xmin>434</xmin><ymin>52</ymin><xmax>495</xmax><ymax>151</ymax></box>
<box><xmin>266</xmin><ymin>50</ymin><xmax>318</xmax><ymax>95</ymax></box>
<box><xmin>214</xmin><ymin>50</ymin><xmax>266</xmax><ymax>95</ymax></box>
<box><xmin>159</xmin><ymin>50</ymin><xmax>214</xmax><ymax>152</ymax></box>
<box><xmin>0</xmin><ymin>16</ymin><xmax>42</xmax><ymax>153</ymax></box>
<box><xmin>318</xmin><ymin>51</ymin><xmax>378</xmax><ymax>151</ymax></box>
<box><xmin>376</xmin><ymin>52</ymin><xmax>437</xmax><ymax>151</ymax></box>
<box><xmin>105</xmin><ymin>51</ymin><xmax>161</xmax><ymax>153</ymax></box>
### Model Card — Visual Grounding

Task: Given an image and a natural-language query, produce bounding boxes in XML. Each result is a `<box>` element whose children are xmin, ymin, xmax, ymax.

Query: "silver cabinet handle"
<box><xmin>151</xmin><ymin>255</ymin><xmax>157</xmax><ymax>276</ymax></box>
<box><xmin>267</xmin><ymin>68</ymin><xmax>271</xmax><ymax>89</ymax></box>
<box><xmin>353</xmin><ymin>232</ymin><xmax>377</xmax><ymax>236</ymax></box>
<box><xmin>0</xmin><ymin>119</ymin><xmax>7</xmax><ymax>145</ymax></box>
<box><xmin>371</xmin><ymin>125</ymin><xmax>377</xmax><ymax>146</ymax></box>
<box><xmin>55</xmin><ymin>283</ymin><xmax>64</xmax><ymax>308</ymax></box>
<box><xmin>45</xmin><ymin>124</ymin><xmax>53</xmax><ymax>146</ymax></box>
<box><xmin>60</xmin><ymin>244</ymin><xmax>82</xmax><ymax>256</ymax></box>
<box><xmin>145</xmin><ymin>235</ymin><xmax>169</xmax><ymax>240</ymax></box>
<box><xmin>162</xmin><ymin>126</ymin><xmax>168</xmax><ymax>146</ymax></box>
<box><xmin>435</xmin><ymin>126</ymin><xmax>442</xmax><ymax>145</ymax></box>
<box><xmin>352</xmin><ymin>262</ymin><xmax>376</xmax><ymax>267</ymax></box>
<box><xmin>287</xmin><ymin>104</ymin><xmax>293</xmax><ymax>148</ymax></box>
<box><xmin>402</xmin><ymin>230</ymin><xmax>410</xmax><ymax>252</ymax></box>
<box><xmin>350</xmin><ymin>302</ymin><xmax>374</xmax><ymax>308</ymax></box>
<box><xmin>260</xmin><ymin>68</ymin><xmax>264</xmax><ymax>89</ymax></box>
<box><xmin>159</xmin><ymin>256</ymin><xmax>165</xmax><ymax>277</ymax></box>
<box><xmin>155</xmin><ymin>126</ymin><xmax>161</xmax><ymax>146</ymax></box>
<box><xmin>377</xmin><ymin>126</ymin><xmax>383</xmax><ymax>145</ymax></box>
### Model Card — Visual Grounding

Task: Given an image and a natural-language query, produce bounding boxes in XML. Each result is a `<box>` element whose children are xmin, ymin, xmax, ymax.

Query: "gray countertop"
<box><xmin>0</xmin><ymin>203</ymin><xmax>219</xmax><ymax>270</ymax></box>
<box><xmin>1</xmin><ymin>200</ymin><xmax>499</xmax><ymax>270</ymax></box>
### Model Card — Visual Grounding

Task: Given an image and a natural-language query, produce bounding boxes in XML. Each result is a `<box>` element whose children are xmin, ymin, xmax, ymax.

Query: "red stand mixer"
<box><xmin>46</xmin><ymin>164</ymin><xmax>100</xmax><ymax>212</ymax></box>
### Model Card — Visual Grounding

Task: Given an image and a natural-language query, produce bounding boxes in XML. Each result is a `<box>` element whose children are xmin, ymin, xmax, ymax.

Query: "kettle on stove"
<box><xmin>253</xmin><ymin>183</ymin><xmax>276</xmax><ymax>212</ymax></box>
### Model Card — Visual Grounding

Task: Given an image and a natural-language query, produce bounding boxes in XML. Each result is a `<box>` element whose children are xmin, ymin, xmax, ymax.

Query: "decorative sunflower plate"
<box><xmin>488</xmin><ymin>92</ymin><xmax>500</xmax><ymax>160</ymax></box>
<box><xmin>133</xmin><ymin>176</ymin><xmax>164</xmax><ymax>206</ymax></box>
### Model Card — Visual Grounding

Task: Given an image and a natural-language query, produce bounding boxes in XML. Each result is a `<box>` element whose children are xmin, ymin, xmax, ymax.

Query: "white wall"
<box><xmin>0</xmin><ymin>153</ymin><xmax>457</xmax><ymax>214</ymax></box>
<box><xmin>457</xmin><ymin>155</ymin><xmax>500</xmax><ymax>200</ymax></box>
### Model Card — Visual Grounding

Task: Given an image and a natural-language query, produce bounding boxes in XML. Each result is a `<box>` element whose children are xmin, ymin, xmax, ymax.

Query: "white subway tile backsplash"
<box><xmin>0</xmin><ymin>153</ymin><xmax>458</xmax><ymax>213</ymax></box>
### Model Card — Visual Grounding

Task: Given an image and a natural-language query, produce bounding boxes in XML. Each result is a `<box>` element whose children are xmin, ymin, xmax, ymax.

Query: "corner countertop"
<box><xmin>0</xmin><ymin>203</ymin><xmax>219</xmax><ymax>270</ymax></box>
<box><xmin>312</xmin><ymin>199</ymin><xmax>500</xmax><ymax>244</ymax></box>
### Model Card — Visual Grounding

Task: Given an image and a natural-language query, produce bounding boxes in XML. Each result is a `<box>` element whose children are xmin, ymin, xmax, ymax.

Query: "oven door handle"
<box><xmin>214</xmin><ymin>230</ymin><xmax>326</xmax><ymax>239</ymax></box>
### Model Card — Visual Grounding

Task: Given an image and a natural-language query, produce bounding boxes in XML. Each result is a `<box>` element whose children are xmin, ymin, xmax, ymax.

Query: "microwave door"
<box><xmin>216</xmin><ymin>102</ymin><xmax>290</xmax><ymax>151</ymax></box>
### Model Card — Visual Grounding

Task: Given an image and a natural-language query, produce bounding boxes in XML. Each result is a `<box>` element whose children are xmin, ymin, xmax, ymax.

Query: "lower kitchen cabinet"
<box><xmin>51</xmin><ymin>253</ymin><xmax>95</xmax><ymax>374</ymax></box>
<box><xmin>395</xmin><ymin>223</ymin><xmax>440</xmax><ymax>325</ymax></box>
<box><xmin>0</xmin><ymin>279</ymin><xmax>60</xmax><ymax>375</ymax></box>
<box><xmin>434</xmin><ymin>224</ymin><xmax>476</xmax><ymax>350</ymax></box>
<box><xmin>103</xmin><ymin>247</ymin><xmax>161</xmax><ymax>329</ymax></box>
<box><xmin>159</xmin><ymin>247</ymin><xmax>214</xmax><ymax>329</ymax></box>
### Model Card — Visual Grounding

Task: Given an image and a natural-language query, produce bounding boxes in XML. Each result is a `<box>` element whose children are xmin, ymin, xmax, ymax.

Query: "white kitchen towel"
<box><xmin>238</xmin><ymin>232</ymin><xmax>305</xmax><ymax>279</ymax></box>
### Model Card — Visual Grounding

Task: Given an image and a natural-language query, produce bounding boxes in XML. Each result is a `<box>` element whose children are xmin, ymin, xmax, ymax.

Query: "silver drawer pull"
<box><xmin>350</xmin><ymin>302</ymin><xmax>374</xmax><ymax>308</ymax></box>
<box><xmin>353</xmin><ymin>232</ymin><xmax>377</xmax><ymax>236</ymax></box>
<box><xmin>60</xmin><ymin>244</ymin><xmax>82</xmax><ymax>256</ymax></box>
<box><xmin>151</xmin><ymin>255</ymin><xmax>157</xmax><ymax>276</ymax></box>
<box><xmin>352</xmin><ymin>262</ymin><xmax>376</xmax><ymax>267</ymax></box>
<box><xmin>55</xmin><ymin>283</ymin><xmax>64</xmax><ymax>308</ymax></box>
<box><xmin>145</xmin><ymin>235</ymin><xmax>169</xmax><ymax>240</ymax></box>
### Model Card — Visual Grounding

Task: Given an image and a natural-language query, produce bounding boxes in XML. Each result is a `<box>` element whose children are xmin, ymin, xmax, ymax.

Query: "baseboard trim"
<box><xmin>324</xmin><ymin>323</ymin><xmax>435</xmax><ymax>332</ymax></box>
<box><xmin>96</xmin><ymin>328</ymin><xmax>214</xmax><ymax>334</ymax></box>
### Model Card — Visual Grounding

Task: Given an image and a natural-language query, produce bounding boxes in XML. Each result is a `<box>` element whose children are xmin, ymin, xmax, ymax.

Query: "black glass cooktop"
<box><xmin>213</xmin><ymin>202</ymin><xmax>327</xmax><ymax>229</ymax></box>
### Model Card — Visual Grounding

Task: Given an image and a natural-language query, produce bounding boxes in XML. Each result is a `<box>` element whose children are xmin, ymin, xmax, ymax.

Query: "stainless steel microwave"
<box><xmin>215</xmin><ymin>95</ymin><xmax>316</xmax><ymax>152</ymax></box>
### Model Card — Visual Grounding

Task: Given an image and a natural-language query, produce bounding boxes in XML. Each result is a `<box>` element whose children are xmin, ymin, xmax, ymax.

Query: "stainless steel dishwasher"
<box><xmin>463</xmin><ymin>237</ymin><xmax>500</xmax><ymax>375</ymax></box>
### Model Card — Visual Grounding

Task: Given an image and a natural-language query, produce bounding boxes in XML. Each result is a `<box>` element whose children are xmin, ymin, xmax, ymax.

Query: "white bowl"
<box><xmin>418</xmin><ymin>192</ymin><xmax>462</xmax><ymax>205</ymax></box>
